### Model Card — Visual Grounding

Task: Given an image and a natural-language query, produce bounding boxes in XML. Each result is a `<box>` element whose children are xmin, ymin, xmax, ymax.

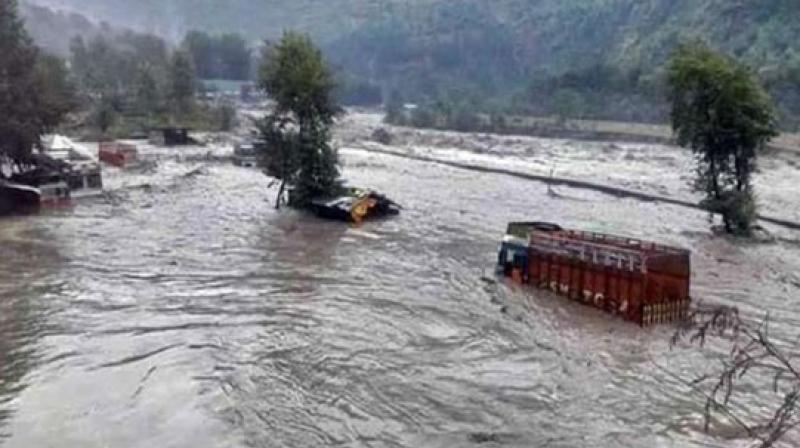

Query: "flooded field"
<box><xmin>1</xmin><ymin>116</ymin><xmax>799</xmax><ymax>447</ymax></box>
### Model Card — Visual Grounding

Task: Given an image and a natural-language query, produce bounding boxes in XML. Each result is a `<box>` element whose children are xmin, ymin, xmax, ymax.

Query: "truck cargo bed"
<box><xmin>498</xmin><ymin>222</ymin><xmax>690</xmax><ymax>326</ymax></box>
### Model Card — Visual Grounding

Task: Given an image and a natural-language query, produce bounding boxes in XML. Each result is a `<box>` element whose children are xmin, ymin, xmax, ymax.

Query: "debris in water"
<box><xmin>468</xmin><ymin>432</ymin><xmax>500</xmax><ymax>444</ymax></box>
<box><xmin>480</xmin><ymin>275</ymin><xmax>497</xmax><ymax>285</ymax></box>
<box><xmin>308</xmin><ymin>188</ymin><xmax>400</xmax><ymax>224</ymax></box>
<box><xmin>182</xmin><ymin>167</ymin><xmax>207</xmax><ymax>178</ymax></box>
<box><xmin>371</xmin><ymin>128</ymin><xmax>393</xmax><ymax>145</ymax></box>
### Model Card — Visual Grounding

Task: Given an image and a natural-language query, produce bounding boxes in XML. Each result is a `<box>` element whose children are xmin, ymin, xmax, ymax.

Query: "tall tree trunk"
<box><xmin>709</xmin><ymin>157</ymin><xmax>733</xmax><ymax>232</ymax></box>
<box><xmin>275</xmin><ymin>178</ymin><xmax>286</xmax><ymax>210</ymax></box>
<box><xmin>709</xmin><ymin>157</ymin><xmax>721</xmax><ymax>200</ymax></box>
<box><xmin>734</xmin><ymin>151</ymin><xmax>747</xmax><ymax>192</ymax></box>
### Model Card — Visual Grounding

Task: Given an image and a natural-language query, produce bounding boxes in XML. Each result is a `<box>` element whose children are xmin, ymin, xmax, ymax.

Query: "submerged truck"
<box><xmin>498</xmin><ymin>222</ymin><xmax>691</xmax><ymax>326</ymax></box>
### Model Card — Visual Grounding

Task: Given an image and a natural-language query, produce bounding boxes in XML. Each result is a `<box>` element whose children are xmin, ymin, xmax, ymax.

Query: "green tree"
<box><xmin>183</xmin><ymin>31</ymin><xmax>214</xmax><ymax>79</ymax></box>
<box><xmin>217</xmin><ymin>33</ymin><xmax>251</xmax><ymax>80</ymax></box>
<box><xmin>257</xmin><ymin>32</ymin><xmax>342</xmax><ymax>209</ymax></box>
<box><xmin>0</xmin><ymin>0</ymin><xmax>73</xmax><ymax>174</ymax></box>
<box><xmin>82</xmin><ymin>36</ymin><xmax>119</xmax><ymax>94</ymax></box>
<box><xmin>168</xmin><ymin>50</ymin><xmax>196</xmax><ymax>119</ymax></box>
<box><xmin>667</xmin><ymin>43</ymin><xmax>778</xmax><ymax>235</ymax></box>
<box><xmin>133</xmin><ymin>63</ymin><xmax>161</xmax><ymax>121</ymax></box>
<box><xmin>34</xmin><ymin>53</ymin><xmax>78</xmax><ymax>130</ymax></box>
<box><xmin>183</xmin><ymin>31</ymin><xmax>251</xmax><ymax>80</ymax></box>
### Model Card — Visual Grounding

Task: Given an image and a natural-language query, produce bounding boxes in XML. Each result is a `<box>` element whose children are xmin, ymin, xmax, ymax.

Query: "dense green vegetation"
<box><xmin>668</xmin><ymin>43</ymin><xmax>777</xmax><ymax>235</ymax></box>
<box><xmin>183</xmin><ymin>31</ymin><xmax>251</xmax><ymax>80</ymax></box>
<box><xmin>0</xmin><ymin>0</ymin><xmax>75</xmax><ymax>173</ymax></box>
<box><xmin>348</xmin><ymin>1</ymin><xmax>800</xmax><ymax>129</ymax></box>
<box><xmin>13</xmin><ymin>4</ymin><xmax>241</xmax><ymax>139</ymax></box>
<box><xmin>68</xmin><ymin>30</ymin><xmax>238</xmax><ymax>138</ymax></box>
<box><xmin>257</xmin><ymin>33</ymin><xmax>342</xmax><ymax>209</ymax></box>
<box><xmin>28</xmin><ymin>0</ymin><xmax>800</xmax><ymax>127</ymax></box>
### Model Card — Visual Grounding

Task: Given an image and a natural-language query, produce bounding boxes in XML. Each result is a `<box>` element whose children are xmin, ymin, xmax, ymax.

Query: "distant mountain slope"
<box><xmin>24</xmin><ymin>0</ymin><xmax>800</xmax><ymax>124</ymax></box>
<box><xmin>23</xmin><ymin>0</ymin><xmax>432</xmax><ymax>42</ymax></box>
<box><xmin>25</xmin><ymin>0</ymin><xmax>799</xmax><ymax>69</ymax></box>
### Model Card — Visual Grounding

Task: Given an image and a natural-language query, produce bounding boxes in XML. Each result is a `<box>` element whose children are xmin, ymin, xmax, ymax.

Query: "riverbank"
<box><xmin>524</xmin><ymin>116</ymin><xmax>800</xmax><ymax>154</ymax></box>
<box><xmin>336</xmin><ymin>111</ymin><xmax>800</xmax><ymax>226</ymax></box>
<box><xmin>384</xmin><ymin>111</ymin><xmax>800</xmax><ymax>154</ymax></box>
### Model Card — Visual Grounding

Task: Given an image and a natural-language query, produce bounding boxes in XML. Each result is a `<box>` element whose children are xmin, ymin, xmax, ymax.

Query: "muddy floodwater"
<box><xmin>1</xmin><ymin>114</ymin><xmax>800</xmax><ymax>447</ymax></box>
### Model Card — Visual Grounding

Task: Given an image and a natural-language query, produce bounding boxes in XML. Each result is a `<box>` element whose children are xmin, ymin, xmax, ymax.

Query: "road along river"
<box><xmin>1</xmin><ymin>120</ymin><xmax>799</xmax><ymax>447</ymax></box>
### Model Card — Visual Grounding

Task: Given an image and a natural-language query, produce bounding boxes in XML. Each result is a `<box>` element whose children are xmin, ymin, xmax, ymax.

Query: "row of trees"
<box><xmin>183</xmin><ymin>31</ymin><xmax>251</xmax><ymax>81</ymax></box>
<box><xmin>69</xmin><ymin>30</ymin><xmax>243</xmax><ymax>136</ymax></box>
<box><xmin>2</xmin><ymin>0</ymin><xmax>247</xmax><ymax>174</ymax></box>
<box><xmin>182</xmin><ymin>31</ymin><xmax>386</xmax><ymax>107</ymax></box>
<box><xmin>69</xmin><ymin>33</ymin><xmax>197</xmax><ymax>134</ymax></box>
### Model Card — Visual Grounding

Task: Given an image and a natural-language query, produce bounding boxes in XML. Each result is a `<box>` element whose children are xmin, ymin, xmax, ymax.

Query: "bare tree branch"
<box><xmin>671</xmin><ymin>305</ymin><xmax>800</xmax><ymax>447</ymax></box>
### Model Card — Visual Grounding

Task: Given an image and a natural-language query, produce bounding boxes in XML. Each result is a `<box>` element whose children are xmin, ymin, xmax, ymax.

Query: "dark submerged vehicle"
<box><xmin>307</xmin><ymin>188</ymin><xmax>401</xmax><ymax>223</ymax></box>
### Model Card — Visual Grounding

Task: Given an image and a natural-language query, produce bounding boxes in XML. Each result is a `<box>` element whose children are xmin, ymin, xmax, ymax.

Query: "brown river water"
<box><xmin>1</xmin><ymin>114</ymin><xmax>799</xmax><ymax>447</ymax></box>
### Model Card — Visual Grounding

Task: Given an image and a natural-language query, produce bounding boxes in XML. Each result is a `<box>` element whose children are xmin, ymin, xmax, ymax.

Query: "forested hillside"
<box><xmin>27</xmin><ymin>0</ymin><xmax>800</xmax><ymax>69</ymax></box>
<box><xmin>25</xmin><ymin>0</ymin><xmax>800</xmax><ymax>126</ymax></box>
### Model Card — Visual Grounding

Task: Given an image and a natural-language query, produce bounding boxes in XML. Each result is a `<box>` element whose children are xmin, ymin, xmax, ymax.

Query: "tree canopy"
<box><xmin>0</xmin><ymin>0</ymin><xmax>74</xmax><ymax>173</ymax></box>
<box><xmin>257</xmin><ymin>32</ymin><xmax>342</xmax><ymax>209</ymax></box>
<box><xmin>168</xmin><ymin>50</ymin><xmax>197</xmax><ymax>119</ymax></box>
<box><xmin>667</xmin><ymin>42</ymin><xmax>778</xmax><ymax>234</ymax></box>
<box><xmin>69</xmin><ymin>31</ymin><xmax>204</xmax><ymax>134</ymax></box>
<box><xmin>183</xmin><ymin>31</ymin><xmax>251</xmax><ymax>81</ymax></box>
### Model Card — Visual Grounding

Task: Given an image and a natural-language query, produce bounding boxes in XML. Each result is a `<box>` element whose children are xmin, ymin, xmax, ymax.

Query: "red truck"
<box><xmin>498</xmin><ymin>222</ymin><xmax>691</xmax><ymax>326</ymax></box>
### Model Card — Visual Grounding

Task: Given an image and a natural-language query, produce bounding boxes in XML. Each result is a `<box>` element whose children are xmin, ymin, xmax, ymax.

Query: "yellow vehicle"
<box><xmin>309</xmin><ymin>188</ymin><xmax>400</xmax><ymax>223</ymax></box>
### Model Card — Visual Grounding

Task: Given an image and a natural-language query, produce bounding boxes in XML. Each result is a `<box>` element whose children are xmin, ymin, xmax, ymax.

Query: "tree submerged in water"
<box><xmin>257</xmin><ymin>32</ymin><xmax>342</xmax><ymax>209</ymax></box>
<box><xmin>667</xmin><ymin>43</ymin><xmax>778</xmax><ymax>235</ymax></box>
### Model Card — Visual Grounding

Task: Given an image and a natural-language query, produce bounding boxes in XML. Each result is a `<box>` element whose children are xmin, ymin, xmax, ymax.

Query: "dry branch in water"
<box><xmin>673</xmin><ymin>305</ymin><xmax>800</xmax><ymax>447</ymax></box>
